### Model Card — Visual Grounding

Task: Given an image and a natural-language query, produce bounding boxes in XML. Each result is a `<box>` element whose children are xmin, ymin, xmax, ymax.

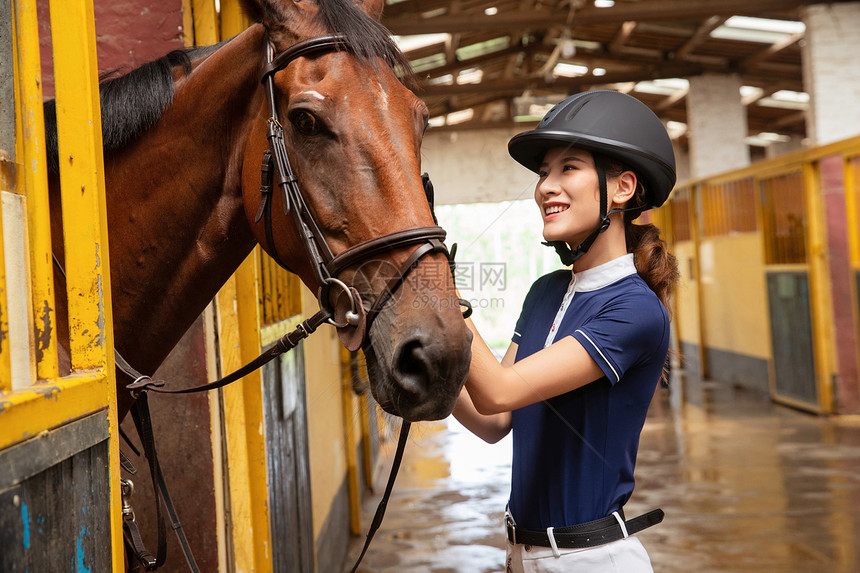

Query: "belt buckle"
<box><xmin>505</xmin><ymin>514</ymin><xmax>517</xmax><ymax>545</ymax></box>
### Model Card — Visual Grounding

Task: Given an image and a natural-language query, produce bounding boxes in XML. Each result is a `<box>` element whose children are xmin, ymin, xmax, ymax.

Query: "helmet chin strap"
<box><xmin>542</xmin><ymin>153</ymin><xmax>644</xmax><ymax>267</ymax></box>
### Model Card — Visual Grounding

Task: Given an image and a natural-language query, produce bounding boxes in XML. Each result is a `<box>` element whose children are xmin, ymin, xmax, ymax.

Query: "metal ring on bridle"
<box><xmin>323</xmin><ymin>277</ymin><xmax>362</xmax><ymax>328</ymax></box>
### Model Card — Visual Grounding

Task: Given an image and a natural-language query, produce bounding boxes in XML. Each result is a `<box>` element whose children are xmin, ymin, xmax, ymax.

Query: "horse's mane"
<box><xmin>317</xmin><ymin>0</ymin><xmax>413</xmax><ymax>76</ymax></box>
<box><xmin>43</xmin><ymin>42</ymin><xmax>225</xmax><ymax>173</ymax></box>
<box><xmin>43</xmin><ymin>0</ymin><xmax>412</xmax><ymax>173</ymax></box>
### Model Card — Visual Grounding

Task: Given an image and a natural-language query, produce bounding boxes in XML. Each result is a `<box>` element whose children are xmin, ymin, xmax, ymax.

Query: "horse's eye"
<box><xmin>289</xmin><ymin>110</ymin><xmax>320</xmax><ymax>135</ymax></box>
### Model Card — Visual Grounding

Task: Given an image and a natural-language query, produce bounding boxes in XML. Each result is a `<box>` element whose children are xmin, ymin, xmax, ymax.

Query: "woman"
<box><xmin>453</xmin><ymin>90</ymin><xmax>679</xmax><ymax>572</ymax></box>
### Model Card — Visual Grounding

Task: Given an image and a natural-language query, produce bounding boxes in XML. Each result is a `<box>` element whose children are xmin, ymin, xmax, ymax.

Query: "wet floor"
<box><xmin>344</xmin><ymin>374</ymin><xmax>860</xmax><ymax>573</ymax></box>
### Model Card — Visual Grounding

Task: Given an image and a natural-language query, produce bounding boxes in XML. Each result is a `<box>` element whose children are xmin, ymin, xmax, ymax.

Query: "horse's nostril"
<box><xmin>394</xmin><ymin>338</ymin><xmax>430</xmax><ymax>396</ymax></box>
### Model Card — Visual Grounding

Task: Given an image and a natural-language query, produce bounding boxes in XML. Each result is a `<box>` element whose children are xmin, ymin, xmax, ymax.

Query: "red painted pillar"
<box><xmin>820</xmin><ymin>154</ymin><xmax>860</xmax><ymax>414</ymax></box>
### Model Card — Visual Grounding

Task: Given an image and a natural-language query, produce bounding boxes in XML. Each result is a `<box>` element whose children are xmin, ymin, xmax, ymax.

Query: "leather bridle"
<box><xmin>256</xmin><ymin>33</ymin><xmax>461</xmax><ymax>348</ymax></box>
<box><xmin>117</xmin><ymin>33</ymin><xmax>469</xmax><ymax>573</ymax></box>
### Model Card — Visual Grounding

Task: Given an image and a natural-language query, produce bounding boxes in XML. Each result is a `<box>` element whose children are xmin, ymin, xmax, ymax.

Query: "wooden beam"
<box><xmin>656</xmin><ymin>87</ymin><xmax>689</xmax><ymax>111</ymax></box>
<box><xmin>741</xmin><ymin>31</ymin><xmax>804</xmax><ymax>70</ymax></box>
<box><xmin>676</xmin><ymin>16</ymin><xmax>727</xmax><ymax>60</ymax></box>
<box><xmin>384</xmin><ymin>0</ymin><xmax>813</xmax><ymax>35</ymax></box>
<box><xmin>741</xmin><ymin>84</ymin><xmax>782</xmax><ymax>105</ymax></box>
<box><xmin>417</xmin><ymin>64</ymin><xmax>703</xmax><ymax>97</ymax></box>
<box><xmin>610</xmin><ymin>21</ymin><xmax>637</xmax><ymax>53</ymax></box>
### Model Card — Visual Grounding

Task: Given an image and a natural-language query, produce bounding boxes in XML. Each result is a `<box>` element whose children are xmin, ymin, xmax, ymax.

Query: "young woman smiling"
<box><xmin>454</xmin><ymin>90</ymin><xmax>679</xmax><ymax>573</ymax></box>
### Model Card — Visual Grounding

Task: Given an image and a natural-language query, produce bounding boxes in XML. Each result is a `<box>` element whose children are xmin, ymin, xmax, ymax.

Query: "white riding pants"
<box><xmin>504</xmin><ymin>534</ymin><xmax>654</xmax><ymax>573</ymax></box>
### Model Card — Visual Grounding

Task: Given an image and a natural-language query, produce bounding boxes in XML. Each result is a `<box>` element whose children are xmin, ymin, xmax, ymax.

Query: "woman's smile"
<box><xmin>543</xmin><ymin>201</ymin><xmax>570</xmax><ymax>220</ymax></box>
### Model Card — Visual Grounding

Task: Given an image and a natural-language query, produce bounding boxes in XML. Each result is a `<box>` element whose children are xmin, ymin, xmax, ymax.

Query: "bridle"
<box><xmin>256</xmin><ymin>33</ymin><xmax>460</xmax><ymax>350</ymax></box>
<box><xmin>116</xmin><ymin>33</ymin><xmax>469</xmax><ymax>573</ymax></box>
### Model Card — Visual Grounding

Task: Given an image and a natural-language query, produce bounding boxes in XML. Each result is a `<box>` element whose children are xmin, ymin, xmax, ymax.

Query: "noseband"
<box><xmin>256</xmin><ymin>33</ymin><xmax>459</xmax><ymax>347</ymax></box>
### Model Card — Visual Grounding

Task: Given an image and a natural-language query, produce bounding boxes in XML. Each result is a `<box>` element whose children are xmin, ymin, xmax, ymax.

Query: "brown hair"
<box><xmin>604</xmin><ymin>158</ymin><xmax>679</xmax><ymax>313</ymax></box>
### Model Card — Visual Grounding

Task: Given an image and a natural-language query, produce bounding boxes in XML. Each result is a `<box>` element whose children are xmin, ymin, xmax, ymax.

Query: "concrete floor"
<box><xmin>343</xmin><ymin>374</ymin><xmax>860</xmax><ymax>573</ymax></box>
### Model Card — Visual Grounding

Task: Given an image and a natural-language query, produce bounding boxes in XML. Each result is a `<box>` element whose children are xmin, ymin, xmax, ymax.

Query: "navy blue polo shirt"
<box><xmin>509</xmin><ymin>254</ymin><xmax>669</xmax><ymax>530</ymax></box>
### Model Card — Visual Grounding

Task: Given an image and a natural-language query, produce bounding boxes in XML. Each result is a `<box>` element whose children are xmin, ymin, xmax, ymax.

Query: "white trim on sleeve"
<box><xmin>575</xmin><ymin>329</ymin><xmax>620</xmax><ymax>383</ymax></box>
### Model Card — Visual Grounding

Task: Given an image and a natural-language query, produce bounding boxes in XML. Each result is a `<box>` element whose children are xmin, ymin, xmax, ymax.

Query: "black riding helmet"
<box><xmin>508</xmin><ymin>90</ymin><xmax>676</xmax><ymax>265</ymax></box>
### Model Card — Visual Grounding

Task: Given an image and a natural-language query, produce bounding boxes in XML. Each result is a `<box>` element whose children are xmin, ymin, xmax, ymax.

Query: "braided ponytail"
<box><xmin>604</xmin><ymin>158</ymin><xmax>679</xmax><ymax>312</ymax></box>
<box><xmin>625</xmin><ymin>221</ymin><xmax>679</xmax><ymax>313</ymax></box>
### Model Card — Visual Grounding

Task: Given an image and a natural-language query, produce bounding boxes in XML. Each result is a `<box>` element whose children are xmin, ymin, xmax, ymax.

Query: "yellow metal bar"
<box><xmin>803</xmin><ymin>161</ymin><xmax>835</xmax><ymax>413</ymax></box>
<box><xmin>217</xmin><ymin>276</ymin><xmax>253</xmax><ymax>569</ymax></box>
<box><xmin>220</xmin><ymin>0</ymin><xmax>250</xmax><ymax>39</ymax></box>
<box><xmin>235</xmin><ymin>252</ymin><xmax>272</xmax><ymax>572</ymax></box>
<box><xmin>846</xmin><ymin>156</ymin><xmax>860</xmax><ymax>267</ymax></box>
<box><xmin>181</xmin><ymin>0</ymin><xmax>195</xmax><ymax>48</ymax></box>
<box><xmin>218</xmin><ymin>252</ymin><xmax>273</xmax><ymax>573</ymax></box>
<box><xmin>0</xmin><ymin>372</ymin><xmax>110</xmax><ymax>449</ymax></box>
<box><xmin>678</xmin><ymin>134</ymin><xmax>860</xmax><ymax>189</ymax></box>
<box><xmin>47</xmin><ymin>0</ymin><xmax>121</xmax><ymax>566</ymax></box>
<box><xmin>1</xmin><ymin>10</ymin><xmax>26</xmax><ymax>390</ymax></box>
<box><xmin>14</xmin><ymin>0</ymin><xmax>57</xmax><ymax>380</ymax></box>
<box><xmin>359</xmin><ymin>392</ymin><xmax>373</xmax><ymax>488</ymax></box>
<box><xmin>689</xmin><ymin>184</ymin><xmax>707</xmax><ymax>377</ymax></box>
<box><xmin>49</xmin><ymin>0</ymin><xmax>113</xmax><ymax>372</ymax></box>
<box><xmin>192</xmin><ymin>0</ymin><xmax>219</xmax><ymax>45</ymax></box>
<box><xmin>341</xmin><ymin>347</ymin><xmax>362</xmax><ymax>535</ymax></box>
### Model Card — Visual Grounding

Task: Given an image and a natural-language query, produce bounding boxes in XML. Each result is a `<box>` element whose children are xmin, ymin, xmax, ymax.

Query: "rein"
<box><xmin>114</xmin><ymin>33</ymin><xmax>470</xmax><ymax>573</ymax></box>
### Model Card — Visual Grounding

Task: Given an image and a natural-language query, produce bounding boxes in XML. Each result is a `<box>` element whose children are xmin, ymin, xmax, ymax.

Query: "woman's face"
<box><xmin>534</xmin><ymin>147</ymin><xmax>603</xmax><ymax>244</ymax></box>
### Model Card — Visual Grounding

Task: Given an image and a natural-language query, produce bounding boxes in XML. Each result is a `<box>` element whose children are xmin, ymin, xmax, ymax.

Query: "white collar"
<box><xmin>572</xmin><ymin>253</ymin><xmax>636</xmax><ymax>292</ymax></box>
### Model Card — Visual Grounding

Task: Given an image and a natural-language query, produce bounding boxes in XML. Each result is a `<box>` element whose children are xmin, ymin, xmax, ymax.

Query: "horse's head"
<box><xmin>239</xmin><ymin>0</ymin><xmax>472</xmax><ymax>421</ymax></box>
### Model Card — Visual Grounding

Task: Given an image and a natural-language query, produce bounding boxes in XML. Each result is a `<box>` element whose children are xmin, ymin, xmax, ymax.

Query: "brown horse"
<box><xmin>46</xmin><ymin>0</ymin><xmax>472</xmax><ymax>423</ymax></box>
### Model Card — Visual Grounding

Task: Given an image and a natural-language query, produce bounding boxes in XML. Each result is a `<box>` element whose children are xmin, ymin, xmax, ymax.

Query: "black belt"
<box><xmin>505</xmin><ymin>508</ymin><xmax>664</xmax><ymax>549</ymax></box>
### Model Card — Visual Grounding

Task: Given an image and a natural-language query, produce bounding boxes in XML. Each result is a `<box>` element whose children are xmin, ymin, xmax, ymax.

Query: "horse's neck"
<box><xmin>105</xmin><ymin>26</ymin><xmax>266</xmax><ymax>374</ymax></box>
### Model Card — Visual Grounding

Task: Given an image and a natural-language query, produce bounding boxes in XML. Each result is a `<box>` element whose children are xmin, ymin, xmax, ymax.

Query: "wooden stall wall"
<box><xmin>662</xmin><ymin>136</ymin><xmax>860</xmax><ymax>414</ymax></box>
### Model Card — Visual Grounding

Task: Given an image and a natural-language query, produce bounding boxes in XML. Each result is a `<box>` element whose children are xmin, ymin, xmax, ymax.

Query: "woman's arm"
<box><xmin>464</xmin><ymin>317</ymin><xmax>605</xmax><ymax>415</ymax></box>
<box><xmin>452</xmin><ymin>342</ymin><xmax>516</xmax><ymax>443</ymax></box>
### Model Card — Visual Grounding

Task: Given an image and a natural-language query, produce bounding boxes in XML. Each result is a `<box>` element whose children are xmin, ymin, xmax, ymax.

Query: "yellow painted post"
<box><xmin>4</xmin><ymin>0</ymin><xmax>37</xmax><ymax>390</ymax></box>
<box><xmin>235</xmin><ymin>252</ymin><xmax>272</xmax><ymax>572</ymax></box>
<box><xmin>218</xmin><ymin>251</ymin><xmax>273</xmax><ymax>572</ymax></box>
<box><xmin>14</xmin><ymin>0</ymin><xmax>57</xmax><ymax>381</ymax></box>
<box><xmin>845</xmin><ymin>155</ymin><xmax>860</xmax><ymax>409</ymax></box>
<box><xmin>359</xmin><ymin>392</ymin><xmax>373</xmax><ymax>487</ymax></box>
<box><xmin>181</xmin><ymin>0</ymin><xmax>194</xmax><ymax>47</ymax></box>
<box><xmin>341</xmin><ymin>347</ymin><xmax>362</xmax><ymax>534</ymax></box>
<box><xmin>690</xmin><ymin>183</ymin><xmax>708</xmax><ymax>378</ymax></box>
<box><xmin>846</xmin><ymin>157</ymin><xmax>860</xmax><ymax>267</ymax></box>
<box><xmin>192</xmin><ymin>0</ymin><xmax>219</xmax><ymax>45</ymax></box>
<box><xmin>49</xmin><ymin>0</ymin><xmax>113</xmax><ymax>371</ymax></box>
<box><xmin>216</xmin><ymin>276</ymin><xmax>254</xmax><ymax>569</ymax></box>
<box><xmin>803</xmin><ymin>161</ymin><xmax>835</xmax><ymax>413</ymax></box>
<box><xmin>47</xmin><ymin>0</ymin><xmax>121</xmax><ymax>566</ymax></box>
<box><xmin>220</xmin><ymin>0</ymin><xmax>250</xmax><ymax>40</ymax></box>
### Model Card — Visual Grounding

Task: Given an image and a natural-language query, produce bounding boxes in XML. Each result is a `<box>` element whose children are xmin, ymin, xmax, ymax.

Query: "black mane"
<box><xmin>44</xmin><ymin>42</ymin><xmax>223</xmax><ymax>173</ymax></box>
<box><xmin>316</xmin><ymin>0</ymin><xmax>413</xmax><ymax>77</ymax></box>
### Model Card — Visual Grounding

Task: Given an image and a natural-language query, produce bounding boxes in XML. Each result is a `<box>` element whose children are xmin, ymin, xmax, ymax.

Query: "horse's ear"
<box><xmin>354</xmin><ymin>0</ymin><xmax>384</xmax><ymax>20</ymax></box>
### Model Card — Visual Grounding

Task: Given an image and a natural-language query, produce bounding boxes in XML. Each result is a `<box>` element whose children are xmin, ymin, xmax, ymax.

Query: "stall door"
<box><xmin>263</xmin><ymin>344</ymin><xmax>314</xmax><ymax>572</ymax></box>
<box><xmin>760</xmin><ymin>171</ymin><xmax>819</xmax><ymax>410</ymax></box>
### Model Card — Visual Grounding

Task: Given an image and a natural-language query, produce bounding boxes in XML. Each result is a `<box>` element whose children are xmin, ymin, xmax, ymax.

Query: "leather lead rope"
<box><xmin>129</xmin><ymin>394</ymin><xmax>200</xmax><ymax>572</ymax></box>
<box><xmin>124</xmin><ymin>309</ymin><xmax>331</xmax><ymax>395</ymax></box>
<box><xmin>348</xmin><ymin>420</ymin><xmax>411</xmax><ymax>573</ymax></box>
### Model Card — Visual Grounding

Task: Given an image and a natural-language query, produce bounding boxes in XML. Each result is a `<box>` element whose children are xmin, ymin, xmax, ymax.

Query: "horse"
<box><xmin>45</xmin><ymin>0</ymin><xmax>473</xmax><ymax>426</ymax></box>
